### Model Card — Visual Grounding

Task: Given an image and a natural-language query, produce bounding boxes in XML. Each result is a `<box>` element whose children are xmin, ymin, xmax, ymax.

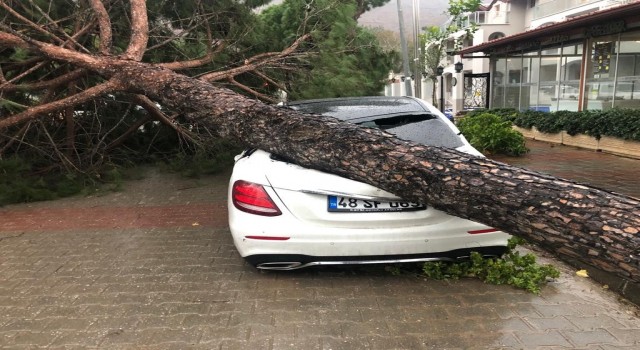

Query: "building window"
<box><xmin>582</xmin><ymin>31</ymin><xmax>640</xmax><ymax>110</ymax></box>
<box><xmin>488</xmin><ymin>32</ymin><xmax>506</xmax><ymax>41</ymax></box>
<box><xmin>506</xmin><ymin>57</ymin><xmax>523</xmax><ymax>109</ymax></box>
<box><xmin>491</xmin><ymin>59</ymin><xmax>507</xmax><ymax>108</ymax></box>
<box><xmin>585</xmin><ymin>35</ymin><xmax>618</xmax><ymax>110</ymax></box>
<box><xmin>558</xmin><ymin>43</ymin><xmax>582</xmax><ymax>111</ymax></box>
<box><xmin>463</xmin><ymin>35</ymin><xmax>473</xmax><ymax>48</ymax></box>
<box><xmin>612</xmin><ymin>32</ymin><xmax>640</xmax><ymax>108</ymax></box>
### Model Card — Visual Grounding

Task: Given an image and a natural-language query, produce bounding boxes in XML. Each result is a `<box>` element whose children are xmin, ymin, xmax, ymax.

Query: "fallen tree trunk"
<box><xmin>109</xmin><ymin>62</ymin><xmax>640</xmax><ymax>284</ymax></box>
<box><xmin>2</xmin><ymin>31</ymin><xmax>639</xmax><ymax>292</ymax></box>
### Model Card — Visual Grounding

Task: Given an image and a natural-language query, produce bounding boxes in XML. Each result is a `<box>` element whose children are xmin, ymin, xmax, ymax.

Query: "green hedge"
<box><xmin>465</xmin><ymin>108</ymin><xmax>640</xmax><ymax>141</ymax></box>
<box><xmin>457</xmin><ymin>112</ymin><xmax>529</xmax><ymax>156</ymax></box>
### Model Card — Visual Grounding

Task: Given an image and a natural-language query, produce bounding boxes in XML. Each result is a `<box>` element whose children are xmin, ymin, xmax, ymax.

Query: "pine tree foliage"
<box><xmin>258</xmin><ymin>0</ymin><xmax>397</xmax><ymax>99</ymax></box>
<box><xmin>0</xmin><ymin>0</ymin><xmax>394</xmax><ymax>196</ymax></box>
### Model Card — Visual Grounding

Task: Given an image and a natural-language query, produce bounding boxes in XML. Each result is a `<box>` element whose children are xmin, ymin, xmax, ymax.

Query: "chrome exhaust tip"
<box><xmin>256</xmin><ymin>262</ymin><xmax>304</xmax><ymax>270</ymax></box>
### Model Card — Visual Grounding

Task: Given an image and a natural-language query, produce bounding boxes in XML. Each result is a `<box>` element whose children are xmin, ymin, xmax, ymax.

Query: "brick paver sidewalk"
<box><xmin>492</xmin><ymin>139</ymin><xmax>640</xmax><ymax>198</ymax></box>
<box><xmin>0</xmin><ymin>151</ymin><xmax>639</xmax><ymax>349</ymax></box>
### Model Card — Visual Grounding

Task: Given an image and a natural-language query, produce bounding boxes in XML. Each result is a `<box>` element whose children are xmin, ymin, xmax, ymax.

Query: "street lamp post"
<box><xmin>437</xmin><ymin>66</ymin><xmax>444</xmax><ymax>112</ymax></box>
<box><xmin>454</xmin><ymin>61</ymin><xmax>463</xmax><ymax>115</ymax></box>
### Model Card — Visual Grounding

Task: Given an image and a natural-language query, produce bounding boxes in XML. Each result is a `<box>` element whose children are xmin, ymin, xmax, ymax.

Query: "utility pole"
<box><xmin>397</xmin><ymin>0</ymin><xmax>412</xmax><ymax>96</ymax></box>
<box><xmin>412</xmin><ymin>0</ymin><xmax>421</xmax><ymax>99</ymax></box>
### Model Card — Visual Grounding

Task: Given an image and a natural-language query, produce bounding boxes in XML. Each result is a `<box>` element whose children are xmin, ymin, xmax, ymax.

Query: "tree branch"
<box><xmin>122</xmin><ymin>0</ymin><xmax>149</xmax><ymax>60</ymax></box>
<box><xmin>158</xmin><ymin>41</ymin><xmax>225</xmax><ymax>71</ymax></box>
<box><xmin>146</xmin><ymin>14</ymin><xmax>202</xmax><ymax>52</ymax></box>
<box><xmin>104</xmin><ymin>115</ymin><xmax>152</xmax><ymax>151</ymax></box>
<box><xmin>18</xmin><ymin>0</ymin><xmax>91</xmax><ymax>53</ymax></box>
<box><xmin>227</xmin><ymin>77</ymin><xmax>277</xmax><ymax>104</ymax></box>
<box><xmin>198</xmin><ymin>34</ymin><xmax>311</xmax><ymax>82</ymax></box>
<box><xmin>36</xmin><ymin>119</ymin><xmax>81</xmax><ymax>173</ymax></box>
<box><xmin>0</xmin><ymin>122</ymin><xmax>32</xmax><ymax>156</ymax></box>
<box><xmin>89</xmin><ymin>0</ymin><xmax>113</xmax><ymax>54</ymax></box>
<box><xmin>0</xmin><ymin>1</ymin><xmax>65</xmax><ymax>45</ymax></box>
<box><xmin>0</xmin><ymin>30</ymin><xmax>30</xmax><ymax>48</ymax></box>
<box><xmin>0</xmin><ymin>78</ymin><xmax>123</xmax><ymax>129</ymax></box>
<box><xmin>0</xmin><ymin>26</ymin><xmax>109</xmax><ymax>71</ymax></box>
<box><xmin>1</xmin><ymin>60</ymin><xmax>48</xmax><ymax>85</ymax></box>
<box><xmin>254</xmin><ymin>70</ymin><xmax>287</xmax><ymax>92</ymax></box>
<box><xmin>131</xmin><ymin>94</ymin><xmax>201</xmax><ymax>145</ymax></box>
<box><xmin>0</xmin><ymin>69</ymin><xmax>87</xmax><ymax>92</ymax></box>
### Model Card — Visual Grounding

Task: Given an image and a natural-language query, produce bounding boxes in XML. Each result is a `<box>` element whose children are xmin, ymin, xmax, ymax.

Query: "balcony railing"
<box><xmin>457</xmin><ymin>10</ymin><xmax>509</xmax><ymax>29</ymax></box>
<box><xmin>533</xmin><ymin>0</ymin><xmax>603</xmax><ymax>19</ymax></box>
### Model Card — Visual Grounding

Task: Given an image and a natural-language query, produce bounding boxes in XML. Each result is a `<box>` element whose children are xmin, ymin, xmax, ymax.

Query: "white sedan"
<box><xmin>228</xmin><ymin>96</ymin><xmax>510</xmax><ymax>270</ymax></box>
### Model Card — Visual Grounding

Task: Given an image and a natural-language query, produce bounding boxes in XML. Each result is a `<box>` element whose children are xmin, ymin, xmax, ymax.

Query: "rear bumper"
<box><xmin>229</xmin><ymin>209</ymin><xmax>511</xmax><ymax>261</ymax></box>
<box><xmin>245</xmin><ymin>245</ymin><xmax>509</xmax><ymax>270</ymax></box>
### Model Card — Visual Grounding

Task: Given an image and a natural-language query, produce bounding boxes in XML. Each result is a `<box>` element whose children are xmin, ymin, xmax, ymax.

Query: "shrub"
<box><xmin>0</xmin><ymin>137</ymin><xmax>241</xmax><ymax>206</ymax></box>
<box><xmin>457</xmin><ymin>112</ymin><xmax>529</xmax><ymax>156</ymax></box>
<box><xmin>466</xmin><ymin>108</ymin><xmax>519</xmax><ymax>123</ymax></box>
<box><xmin>163</xmin><ymin>138</ymin><xmax>241</xmax><ymax>177</ymax></box>
<box><xmin>0</xmin><ymin>157</ymin><xmax>91</xmax><ymax>206</ymax></box>
<box><xmin>506</xmin><ymin>107</ymin><xmax>640</xmax><ymax>141</ymax></box>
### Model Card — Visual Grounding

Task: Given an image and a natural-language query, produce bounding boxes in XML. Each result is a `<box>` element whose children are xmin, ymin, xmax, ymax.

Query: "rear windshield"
<box><xmin>358</xmin><ymin>115</ymin><xmax>464</xmax><ymax>149</ymax></box>
<box><xmin>288</xmin><ymin>98</ymin><xmax>425</xmax><ymax>121</ymax></box>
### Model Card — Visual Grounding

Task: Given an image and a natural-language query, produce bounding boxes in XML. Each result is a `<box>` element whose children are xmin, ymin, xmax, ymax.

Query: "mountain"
<box><xmin>358</xmin><ymin>0</ymin><xmax>449</xmax><ymax>33</ymax></box>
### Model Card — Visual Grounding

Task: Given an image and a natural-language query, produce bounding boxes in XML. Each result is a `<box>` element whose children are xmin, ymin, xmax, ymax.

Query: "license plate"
<box><xmin>327</xmin><ymin>196</ymin><xmax>426</xmax><ymax>212</ymax></box>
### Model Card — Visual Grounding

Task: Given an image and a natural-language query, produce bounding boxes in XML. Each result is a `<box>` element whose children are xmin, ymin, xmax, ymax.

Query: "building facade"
<box><xmin>452</xmin><ymin>0</ymin><xmax>640</xmax><ymax>113</ymax></box>
<box><xmin>442</xmin><ymin>0</ymin><xmax>527</xmax><ymax>114</ymax></box>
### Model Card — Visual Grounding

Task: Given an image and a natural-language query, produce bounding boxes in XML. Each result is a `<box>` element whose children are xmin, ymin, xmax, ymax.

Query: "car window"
<box><xmin>358</xmin><ymin>115</ymin><xmax>465</xmax><ymax>149</ymax></box>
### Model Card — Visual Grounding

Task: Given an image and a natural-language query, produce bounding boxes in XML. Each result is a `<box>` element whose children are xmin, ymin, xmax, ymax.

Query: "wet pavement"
<box><xmin>0</xmin><ymin>139</ymin><xmax>639</xmax><ymax>349</ymax></box>
<box><xmin>491</xmin><ymin>139</ymin><xmax>640</xmax><ymax>199</ymax></box>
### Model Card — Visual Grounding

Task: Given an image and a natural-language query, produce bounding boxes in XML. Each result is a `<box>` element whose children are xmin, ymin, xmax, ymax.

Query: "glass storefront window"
<box><xmin>539</xmin><ymin>56</ymin><xmax>560</xmax><ymax>111</ymax></box>
<box><xmin>505</xmin><ymin>57</ymin><xmax>522</xmax><ymax>109</ymax></box>
<box><xmin>491</xmin><ymin>58</ymin><xmax>507</xmax><ymax>108</ymax></box>
<box><xmin>613</xmin><ymin>32</ymin><xmax>640</xmax><ymax>108</ymax></box>
<box><xmin>562</xmin><ymin>44</ymin><xmax>576</xmax><ymax>56</ymax></box>
<box><xmin>486</xmin><ymin>30</ymin><xmax>640</xmax><ymax>113</ymax></box>
<box><xmin>541</xmin><ymin>47</ymin><xmax>560</xmax><ymax>56</ymax></box>
<box><xmin>557</xmin><ymin>42</ymin><xmax>583</xmax><ymax>111</ymax></box>
<box><xmin>584</xmin><ymin>35</ymin><xmax>618</xmax><ymax>111</ymax></box>
<box><xmin>558</xmin><ymin>56</ymin><xmax>581</xmax><ymax>111</ymax></box>
<box><xmin>521</xmin><ymin>56</ymin><xmax>540</xmax><ymax>110</ymax></box>
<box><xmin>560</xmin><ymin>43</ymin><xmax>583</xmax><ymax>56</ymax></box>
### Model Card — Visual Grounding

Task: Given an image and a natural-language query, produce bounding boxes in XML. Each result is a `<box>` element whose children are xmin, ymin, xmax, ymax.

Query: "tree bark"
<box><xmin>1</xmin><ymin>4</ymin><xmax>638</xmax><ymax>292</ymax></box>
<box><xmin>108</xmin><ymin>61</ymin><xmax>638</xmax><ymax>285</ymax></box>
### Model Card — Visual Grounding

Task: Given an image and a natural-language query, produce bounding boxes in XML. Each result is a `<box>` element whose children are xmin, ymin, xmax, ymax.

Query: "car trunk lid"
<box><xmin>261</xmin><ymin>152</ymin><xmax>454</xmax><ymax>228</ymax></box>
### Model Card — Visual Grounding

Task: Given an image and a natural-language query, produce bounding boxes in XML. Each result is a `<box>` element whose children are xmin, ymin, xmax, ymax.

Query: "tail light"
<box><xmin>232</xmin><ymin>180</ymin><xmax>282</xmax><ymax>216</ymax></box>
<box><xmin>467</xmin><ymin>228</ymin><xmax>498</xmax><ymax>234</ymax></box>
